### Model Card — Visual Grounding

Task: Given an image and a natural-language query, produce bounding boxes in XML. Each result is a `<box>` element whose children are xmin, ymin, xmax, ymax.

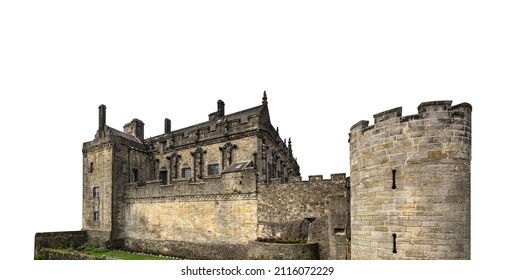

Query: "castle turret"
<box><xmin>349</xmin><ymin>100</ymin><xmax>471</xmax><ymax>260</ymax></box>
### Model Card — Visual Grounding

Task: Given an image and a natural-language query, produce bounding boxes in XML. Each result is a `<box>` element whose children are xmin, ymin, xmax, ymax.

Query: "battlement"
<box><xmin>349</xmin><ymin>100</ymin><xmax>471</xmax><ymax>259</ymax></box>
<box><xmin>307</xmin><ymin>173</ymin><xmax>346</xmax><ymax>183</ymax></box>
<box><xmin>140</xmin><ymin>96</ymin><xmax>291</xmax><ymax>157</ymax></box>
<box><xmin>148</xmin><ymin>111</ymin><xmax>261</xmax><ymax>148</ymax></box>
<box><xmin>268</xmin><ymin>173</ymin><xmax>346</xmax><ymax>186</ymax></box>
<box><xmin>350</xmin><ymin>100</ymin><xmax>472</xmax><ymax>134</ymax></box>
<box><xmin>124</xmin><ymin>168</ymin><xmax>258</xmax><ymax>199</ymax></box>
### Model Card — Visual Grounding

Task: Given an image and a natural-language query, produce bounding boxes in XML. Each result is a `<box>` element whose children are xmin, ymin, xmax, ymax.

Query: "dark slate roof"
<box><xmin>170</xmin><ymin>104</ymin><xmax>262</xmax><ymax>137</ymax></box>
<box><xmin>107</xmin><ymin>126</ymin><xmax>141</xmax><ymax>143</ymax></box>
<box><xmin>222</xmin><ymin>161</ymin><xmax>253</xmax><ymax>173</ymax></box>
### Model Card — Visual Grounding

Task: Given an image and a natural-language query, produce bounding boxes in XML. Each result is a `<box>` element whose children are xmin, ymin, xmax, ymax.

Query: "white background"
<box><xmin>1</xmin><ymin>1</ymin><xmax>512</xmax><ymax>279</ymax></box>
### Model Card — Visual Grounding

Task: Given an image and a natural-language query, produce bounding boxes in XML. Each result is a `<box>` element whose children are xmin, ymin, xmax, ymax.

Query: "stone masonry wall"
<box><xmin>118</xmin><ymin>170</ymin><xmax>259</xmax><ymax>259</ymax></box>
<box><xmin>247</xmin><ymin>241</ymin><xmax>320</xmax><ymax>260</ymax></box>
<box><xmin>121</xmin><ymin>238</ymin><xmax>249</xmax><ymax>260</ymax></box>
<box><xmin>34</xmin><ymin>231</ymin><xmax>88</xmax><ymax>254</ymax></box>
<box><xmin>123</xmin><ymin>195</ymin><xmax>258</xmax><ymax>244</ymax></box>
<box><xmin>83</xmin><ymin>134</ymin><xmax>151</xmax><ymax>244</ymax></box>
<box><xmin>257</xmin><ymin>174</ymin><xmax>348</xmax><ymax>260</ymax></box>
<box><xmin>82</xmin><ymin>143</ymin><xmax>114</xmax><ymax>242</ymax></box>
<box><xmin>349</xmin><ymin>101</ymin><xmax>471</xmax><ymax>260</ymax></box>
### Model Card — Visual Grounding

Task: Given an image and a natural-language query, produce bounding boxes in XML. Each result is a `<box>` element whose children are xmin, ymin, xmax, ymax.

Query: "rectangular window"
<box><xmin>93</xmin><ymin>187</ymin><xmax>100</xmax><ymax>198</ymax></box>
<box><xmin>207</xmin><ymin>164</ymin><xmax>219</xmax><ymax>176</ymax></box>
<box><xmin>93</xmin><ymin>211</ymin><xmax>99</xmax><ymax>222</ymax></box>
<box><xmin>89</xmin><ymin>162</ymin><xmax>94</xmax><ymax>173</ymax></box>
<box><xmin>132</xmin><ymin>169</ymin><xmax>139</xmax><ymax>182</ymax></box>
<box><xmin>159</xmin><ymin>170</ymin><xmax>168</xmax><ymax>185</ymax></box>
<box><xmin>182</xmin><ymin>167</ymin><xmax>191</xmax><ymax>178</ymax></box>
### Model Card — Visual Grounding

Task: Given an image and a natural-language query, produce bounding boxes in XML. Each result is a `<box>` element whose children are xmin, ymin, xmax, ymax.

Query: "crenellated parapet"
<box><xmin>349</xmin><ymin>100</ymin><xmax>471</xmax><ymax>260</ymax></box>
<box><xmin>148</xmin><ymin>107</ymin><xmax>262</xmax><ymax>151</ymax></box>
<box><xmin>350</xmin><ymin>100</ymin><xmax>471</xmax><ymax>137</ymax></box>
<box><xmin>349</xmin><ymin>100</ymin><xmax>471</xmax><ymax>170</ymax></box>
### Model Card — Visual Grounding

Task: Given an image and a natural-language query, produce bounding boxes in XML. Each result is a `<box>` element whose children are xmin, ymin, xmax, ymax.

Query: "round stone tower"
<box><xmin>349</xmin><ymin>101</ymin><xmax>471</xmax><ymax>260</ymax></box>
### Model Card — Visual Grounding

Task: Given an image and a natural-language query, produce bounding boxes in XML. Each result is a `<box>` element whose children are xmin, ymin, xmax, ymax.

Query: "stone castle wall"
<box><xmin>121</xmin><ymin>194</ymin><xmax>258</xmax><ymax>244</ymax></box>
<box><xmin>349</xmin><ymin>101</ymin><xmax>471</xmax><ymax>259</ymax></box>
<box><xmin>257</xmin><ymin>174</ymin><xmax>348</xmax><ymax>260</ymax></box>
<box><xmin>36</xmin><ymin>98</ymin><xmax>472</xmax><ymax>260</ymax></box>
<box><xmin>247</xmin><ymin>241</ymin><xmax>320</xmax><ymax>260</ymax></box>
<box><xmin>82</xmin><ymin>134</ymin><xmax>151</xmax><ymax>245</ymax></box>
<box><xmin>34</xmin><ymin>231</ymin><xmax>88</xmax><ymax>254</ymax></box>
<box><xmin>82</xmin><ymin>142</ymin><xmax>114</xmax><ymax>244</ymax></box>
<box><xmin>112</xmin><ymin>169</ymin><xmax>259</xmax><ymax>259</ymax></box>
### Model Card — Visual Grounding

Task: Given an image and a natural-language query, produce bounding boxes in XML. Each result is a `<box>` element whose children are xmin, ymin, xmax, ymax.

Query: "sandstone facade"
<box><xmin>80</xmin><ymin>92</ymin><xmax>348</xmax><ymax>259</ymax></box>
<box><xmin>35</xmin><ymin>94</ymin><xmax>471</xmax><ymax>260</ymax></box>
<box><xmin>349</xmin><ymin>101</ymin><xmax>471</xmax><ymax>259</ymax></box>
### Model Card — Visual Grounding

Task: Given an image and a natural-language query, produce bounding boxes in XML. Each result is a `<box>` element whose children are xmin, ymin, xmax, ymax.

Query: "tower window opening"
<box><xmin>392</xmin><ymin>169</ymin><xmax>397</xmax><ymax>190</ymax></box>
<box><xmin>93</xmin><ymin>187</ymin><xmax>100</xmax><ymax>198</ymax></box>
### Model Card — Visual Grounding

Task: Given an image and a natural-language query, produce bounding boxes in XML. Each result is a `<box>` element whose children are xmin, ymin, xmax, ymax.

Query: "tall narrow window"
<box><xmin>93</xmin><ymin>211</ymin><xmax>99</xmax><ymax>222</ymax></box>
<box><xmin>159</xmin><ymin>170</ymin><xmax>168</xmax><ymax>185</ymax></box>
<box><xmin>392</xmin><ymin>169</ymin><xmax>397</xmax><ymax>190</ymax></box>
<box><xmin>89</xmin><ymin>162</ymin><xmax>94</xmax><ymax>173</ymax></box>
<box><xmin>93</xmin><ymin>187</ymin><xmax>100</xmax><ymax>198</ymax></box>
<box><xmin>132</xmin><ymin>169</ymin><xmax>139</xmax><ymax>182</ymax></box>
<box><xmin>392</xmin><ymin>233</ymin><xmax>397</xmax><ymax>254</ymax></box>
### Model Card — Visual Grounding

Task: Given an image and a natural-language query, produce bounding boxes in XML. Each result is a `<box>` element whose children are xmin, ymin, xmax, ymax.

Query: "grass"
<box><xmin>42</xmin><ymin>244</ymin><xmax>178</xmax><ymax>260</ymax></box>
<box><xmin>80</xmin><ymin>245</ymin><xmax>176</xmax><ymax>260</ymax></box>
<box><xmin>84</xmin><ymin>249</ymin><xmax>173</xmax><ymax>260</ymax></box>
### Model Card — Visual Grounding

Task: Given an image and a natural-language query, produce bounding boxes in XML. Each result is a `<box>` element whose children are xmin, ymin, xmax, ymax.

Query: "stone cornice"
<box><xmin>125</xmin><ymin>193</ymin><xmax>257</xmax><ymax>204</ymax></box>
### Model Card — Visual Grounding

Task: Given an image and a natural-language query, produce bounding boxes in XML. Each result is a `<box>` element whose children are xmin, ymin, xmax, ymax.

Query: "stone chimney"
<box><xmin>97</xmin><ymin>104</ymin><xmax>107</xmax><ymax>138</ymax></box>
<box><xmin>99</xmin><ymin>105</ymin><xmax>106</xmax><ymax>130</ymax></box>
<box><xmin>124</xmin><ymin>119</ymin><xmax>145</xmax><ymax>142</ymax></box>
<box><xmin>217</xmin><ymin>100</ymin><xmax>225</xmax><ymax>118</ymax></box>
<box><xmin>209</xmin><ymin>99</ymin><xmax>226</xmax><ymax>121</ymax></box>
<box><xmin>164</xmin><ymin>118</ymin><xmax>171</xmax><ymax>134</ymax></box>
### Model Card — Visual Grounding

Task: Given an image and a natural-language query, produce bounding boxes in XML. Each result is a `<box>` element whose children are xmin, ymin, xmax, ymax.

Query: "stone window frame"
<box><xmin>89</xmin><ymin>162</ymin><xmax>94</xmax><ymax>173</ymax></box>
<box><xmin>93</xmin><ymin>211</ymin><xmax>99</xmax><ymax>223</ymax></box>
<box><xmin>207</xmin><ymin>163</ymin><xmax>220</xmax><ymax>176</ymax></box>
<box><xmin>182</xmin><ymin>167</ymin><xmax>192</xmax><ymax>179</ymax></box>
<box><xmin>159</xmin><ymin>170</ymin><xmax>168</xmax><ymax>185</ymax></box>
<box><xmin>132</xmin><ymin>168</ymin><xmax>139</xmax><ymax>182</ymax></box>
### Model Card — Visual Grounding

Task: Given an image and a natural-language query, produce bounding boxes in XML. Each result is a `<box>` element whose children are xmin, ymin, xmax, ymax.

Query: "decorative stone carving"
<box><xmin>219</xmin><ymin>142</ymin><xmax>237</xmax><ymax>171</ymax></box>
<box><xmin>191</xmin><ymin>147</ymin><xmax>207</xmax><ymax>181</ymax></box>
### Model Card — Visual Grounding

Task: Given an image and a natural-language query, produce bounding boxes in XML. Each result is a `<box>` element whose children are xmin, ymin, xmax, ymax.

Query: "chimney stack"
<box><xmin>124</xmin><ymin>119</ymin><xmax>145</xmax><ymax>142</ymax></box>
<box><xmin>217</xmin><ymin>100</ymin><xmax>225</xmax><ymax>118</ymax></box>
<box><xmin>164</xmin><ymin>118</ymin><xmax>171</xmax><ymax>134</ymax></box>
<box><xmin>99</xmin><ymin>104</ymin><xmax>106</xmax><ymax>131</ymax></box>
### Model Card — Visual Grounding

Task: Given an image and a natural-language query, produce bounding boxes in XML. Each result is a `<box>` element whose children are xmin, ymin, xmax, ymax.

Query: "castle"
<box><xmin>35</xmin><ymin>93</ymin><xmax>471</xmax><ymax>260</ymax></box>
